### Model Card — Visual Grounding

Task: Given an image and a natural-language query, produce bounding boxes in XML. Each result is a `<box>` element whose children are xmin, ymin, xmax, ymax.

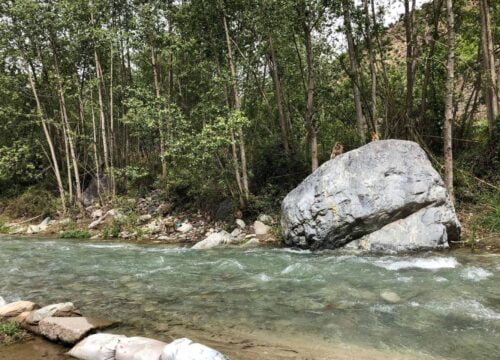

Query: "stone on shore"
<box><xmin>176</xmin><ymin>223</ymin><xmax>193</xmax><ymax>233</ymax></box>
<box><xmin>116</xmin><ymin>336</ymin><xmax>167</xmax><ymax>360</ymax></box>
<box><xmin>39</xmin><ymin>316</ymin><xmax>114</xmax><ymax>344</ymax></box>
<box><xmin>281</xmin><ymin>140</ymin><xmax>460</xmax><ymax>252</ymax></box>
<box><xmin>235</xmin><ymin>219</ymin><xmax>246</xmax><ymax>229</ymax></box>
<box><xmin>191</xmin><ymin>231</ymin><xmax>234</xmax><ymax>250</ymax></box>
<box><xmin>27</xmin><ymin>302</ymin><xmax>80</xmax><ymax>325</ymax></box>
<box><xmin>68</xmin><ymin>333</ymin><xmax>126</xmax><ymax>360</ymax></box>
<box><xmin>161</xmin><ymin>338</ymin><xmax>228</xmax><ymax>360</ymax></box>
<box><xmin>26</xmin><ymin>217</ymin><xmax>51</xmax><ymax>234</ymax></box>
<box><xmin>257</xmin><ymin>214</ymin><xmax>273</xmax><ymax>225</ymax></box>
<box><xmin>253</xmin><ymin>221</ymin><xmax>270</xmax><ymax>235</ymax></box>
<box><xmin>0</xmin><ymin>300</ymin><xmax>39</xmax><ymax>318</ymax></box>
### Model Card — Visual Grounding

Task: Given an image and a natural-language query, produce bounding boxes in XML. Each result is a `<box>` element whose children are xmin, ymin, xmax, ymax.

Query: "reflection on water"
<box><xmin>1</xmin><ymin>238</ymin><xmax>499</xmax><ymax>359</ymax></box>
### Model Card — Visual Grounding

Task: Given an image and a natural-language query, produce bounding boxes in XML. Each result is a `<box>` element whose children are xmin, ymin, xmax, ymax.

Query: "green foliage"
<box><xmin>0</xmin><ymin>141</ymin><xmax>43</xmax><ymax>194</ymax></box>
<box><xmin>60</xmin><ymin>229</ymin><xmax>91</xmax><ymax>239</ymax></box>
<box><xmin>0</xmin><ymin>321</ymin><xmax>28</xmax><ymax>345</ymax></box>
<box><xmin>474</xmin><ymin>192</ymin><xmax>500</xmax><ymax>233</ymax></box>
<box><xmin>4</xmin><ymin>188</ymin><xmax>57</xmax><ymax>218</ymax></box>
<box><xmin>102</xmin><ymin>221</ymin><xmax>121</xmax><ymax>239</ymax></box>
<box><xmin>0</xmin><ymin>222</ymin><xmax>9</xmax><ymax>234</ymax></box>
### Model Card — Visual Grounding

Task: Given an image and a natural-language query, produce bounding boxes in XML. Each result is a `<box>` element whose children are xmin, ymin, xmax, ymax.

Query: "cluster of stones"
<box><xmin>0</xmin><ymin>298</ymin><xmax>228</xmax><ymax>359</ymax></box>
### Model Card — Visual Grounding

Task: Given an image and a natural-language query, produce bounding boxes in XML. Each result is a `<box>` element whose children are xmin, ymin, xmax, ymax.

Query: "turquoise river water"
<box><xmin>0</xmin><ymin>238</ymin><xmax>499</xmax><ymax>359</ymax></box>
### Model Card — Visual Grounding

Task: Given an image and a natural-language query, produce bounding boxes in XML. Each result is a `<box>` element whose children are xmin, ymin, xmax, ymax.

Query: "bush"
<box><xmin>4</xmin><ymin>187</ymin><xmax>57</xmax><ymax>218</ymax></box>
<box><xmin>60</xmin><ymin>230</ymin><xmax>91</xmax><ymax>239</ymax></box>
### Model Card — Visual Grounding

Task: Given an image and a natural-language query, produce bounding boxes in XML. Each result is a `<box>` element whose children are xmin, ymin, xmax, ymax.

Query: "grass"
<box><xmin>0</xmin><ymin>223</ymin><xmax>9</xmax><ymax>234</ymax></box>
<box><xmin>60</xmin><ymin>229</ymin><xmax>92</xmax><ymax>239</ymax></box>
<box><xmin>0</xmin><ymin>321</ymin><xmax>29</xmax><ymax>345</ymax></box>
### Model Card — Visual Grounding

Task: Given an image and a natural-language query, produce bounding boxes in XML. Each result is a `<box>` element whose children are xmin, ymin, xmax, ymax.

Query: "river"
<box><xmin>1</xmin><ymin>238</ymin><xmax>499</xmax><ymax>359</ymax></box>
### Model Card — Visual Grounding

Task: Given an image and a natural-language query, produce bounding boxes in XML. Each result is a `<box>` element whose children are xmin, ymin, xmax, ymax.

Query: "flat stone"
<box><xmin>39</xmin><ymin>316</ymin><xmax>114</xmax><ymax>344</ymax></box>
<box><xmin>0</xmin><ymin>301</ymin><xmax>39</xmax><ymax>318</ymax></box>
<box><xmin>27</xmin><ymin>302</ymin><xmax>80</xmax><ymax>324</ymax></box>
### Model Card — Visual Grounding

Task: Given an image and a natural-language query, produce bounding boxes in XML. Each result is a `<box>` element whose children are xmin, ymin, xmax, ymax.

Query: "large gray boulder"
<box><xmin>281</xmin><ymin>140</ymin><xmax>460</xmax><ymax>252</ymax></box>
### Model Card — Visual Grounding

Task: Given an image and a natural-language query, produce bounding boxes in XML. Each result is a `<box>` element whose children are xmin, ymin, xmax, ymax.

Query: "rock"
<box><xmin>116</xmin><ymin>336</ymin><xmax>167</xmax><ymax>360</ymax></box>
<box><xmin>191</xmin><ymin>231</ymin><xmax>233</xmax><ymax>250</ymax></box>
<box><xmin>155</xmin><ymin>203</ymin><xmax>173</xmax><ymax>217</ymax></box>
<box><xmin>91</xmin><ymin>209</ymin><xmax>103</xmax><ymax>220</ymax></box>
<box><xmin>230</xmin><ymin>228</ymin><xmax>241</xmax><ymax>237</ymax></box>
<box><xmin>243</xmin><ymin>238</ymin><xmax>260</xmax><ymax>247</ymax></box>
<box><xmin>235</xmin><ymin>219</ymin><xmax>246</xmax><ymax>229</ymax></box>
<box><xmin>119</xmin><ymin>231</ymin><xmax>136</xmax><ymax>239</ymax></box>
<box><xmin>0</xmin><ymin>301</ymin><xmax>39</xmax><ymax>318</ymax></box>
<box><xmin>26</xmin><ymin>217</ymin><xmax>51</xmax><ymax>234</ymax></box>
<box><xmin>281</xmin><ymin>140</ymin><xmax>460</xmax><ymax>251</ymax></box>
<box><xmin>257</xmin><ymin>214</ymin><xmax>273</xmax><ymax>225</ymax></box>
<box><xmin>380</xmin><ymin>291</ymin><xmax>401</xmax><ymax>303</ymax></box>
<box><xmin>27</xmin><ymin>302</ymin><xmax>80</xmax><ymax>325</ymax></box>
<box><xmin>89</xmin><ymin>209</ymin><xmax>125</xmax><ymax>229</ymax></box>
<box><xmin>176</xmin><ymin>223</ymin><xmax>193</xmax><ymax>233</ymax></box>
<box><xmin>12</xmin><ymin>311</ymin><xmax>32</xmax><ymax>324</ymax></box>
<box><xmin>253</xmin><ymin>221</ymin><xmax>271</xmax><ymax>235</ymax></box>
<box><xmin>59</xmin><ymin>218</ymin><xmax>72</xmax><ymax>225</ymax></box>
<box><xmin>161</xmin><ymin>338</ymin><xmax>228</xmax><ymax>360</ymax></box>
<box><xmin>0</xmin><ymin>296</ymin><xmax>5</xmax><ymax>307</ymax></box>
<box><xmin>142</xmin><ymin>219</ymin><xmax>163</xmax><ymax>234</ymax></box>
<box><xmin>39</xmin><ymin>317</ymin><xmax>114</xmax><ymax>344</ymax></box>
<box><xmin>68</xmin><ymin>333</ymin><xmax>126</xmax><ymax>360</ymax></box>
<box><xmin>138</xmin><ymin>214</ymin><xmax>152</xmax><ymax>224</ymax></box>
<box><xmin>347</xmin><ymin>206</ymin><xmax>455</xmax><ymax>252</ymax></box>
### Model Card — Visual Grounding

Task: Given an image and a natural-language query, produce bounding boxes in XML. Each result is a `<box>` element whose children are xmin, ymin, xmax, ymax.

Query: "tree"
<box><xmin>444</xmin><ymin>0</ymin><xmax>455</xmax><ymax>202</ymax></box>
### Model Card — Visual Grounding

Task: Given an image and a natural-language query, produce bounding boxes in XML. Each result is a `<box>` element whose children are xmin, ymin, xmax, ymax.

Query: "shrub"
<box><xmin>4</xmin><ymin>187</ymin><xmax>57</xmax><ymax>218</ymax></box>
<box><xmin>60</xmin><ymin>230</ymin><xmax>91</xmax><ymax>239</ymax></box>
<box><xmin>0</xmin><ymin>321</ymin><xmax>29</xmax><ymax>345</ymax></box>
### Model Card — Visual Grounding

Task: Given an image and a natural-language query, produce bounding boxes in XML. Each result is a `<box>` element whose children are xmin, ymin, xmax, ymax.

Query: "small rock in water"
<box><xmin>27</xmin><ymin>302</ymin><xmax>80</xmax><ymax>324</ymax></box>
<box><xmin>0</xmin><ymin>296</ymin><xmax>6</xmax><ymax>307</ymax></box>
<box><xmin>380</xmin><ymin>291</ymin><xmax>401</xmax><ymax>303</ymax></box>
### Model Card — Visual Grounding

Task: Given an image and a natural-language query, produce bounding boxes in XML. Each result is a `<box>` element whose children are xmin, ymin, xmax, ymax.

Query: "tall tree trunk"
<box><xmin>269</xmin><ymin>34</ymin><xmax>291</xmax><ymax>155</ymax></box>
<box><xmin>26</xmin><ymin>64</ymin><xmax>66</xmax><ymax>213</ymax></box>
<box><xmin>420</xmin><ymin>0</ymin><xmax>443</xmax><ymax>129</ymax></box>
<box><xmin>223</xmin><ymin>11</ymin><xmax>250</xmax><ymax>200</ymax></box>
<box><xmin>52</xmin><ymin>53</ymin><xmax>82</xmax><ymax>204</ymax></box>
<box><xmin>364</xmin><ymin>0</ymin><xmax>379</xmax><ymax>136</ymax></box>
<box><xmin>404</xmin><ymin>0</ymin><xmax>416</xmax><ymax>124</ymax></box>
<box><xmin>303</xmin><ymin>21</ymin><xmax>319</xmax><ymax>171</ymax></box>
<box><xmin>94</xmin><ymin>50</ymin><xmax>110</xmax><ymax>192</ymax></box>
<box><xmin>444</xmin><ymin>0</ymin><xmax>455</xmax><ymax>203</ymax></box>
<box><xmin>479</xmin><ymin>0</ymin><xmax>499</xmax><ymax>139</ymax></box>
<box><xmin>60</xmin><ymin>99</ymin><xmax>73</xmax><ymax>203</ymax></box>
<box><xmin>151</xmin><ymin>46</ymin><xmax>168</xmax><ymax>178</ymax></box>
<box><xmin>90</xmin><ymin>90</ymin><xmax>102</xmax><ymax>203</ymax></box>
<box><xmin>343</xmin><ymin>0</ymin><xmax>366</xmax><ymax>142</ymax></box>
<box><xmin>109</xmin><ymin>43</ymin><xmax>116</xmax><ymax>196</ymax></box>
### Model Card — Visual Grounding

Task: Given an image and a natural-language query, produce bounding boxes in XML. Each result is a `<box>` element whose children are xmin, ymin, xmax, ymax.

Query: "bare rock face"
<box><xmin>281</xmin><ymin>140</ymin><xmax>460</xmax><ymax>252</ymax></box>
<box><xmin>38</xmin><ymin>317</ymin><xmax>114</xmax><ymax>344</ymax></box>
<box><xmin>0</xmin><ymin>301</ymin><xmax>39</xmax><ymax>318</ymax></box>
